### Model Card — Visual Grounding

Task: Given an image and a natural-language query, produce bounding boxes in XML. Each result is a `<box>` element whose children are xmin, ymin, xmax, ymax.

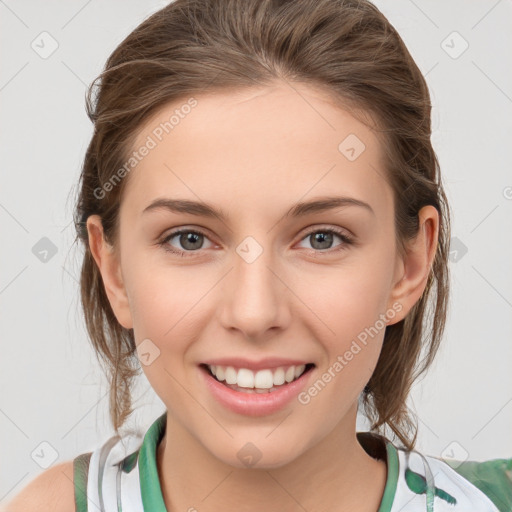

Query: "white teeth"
<box><xmin>272</xmin><ymin>367</ymin><xmax>285</xmax><ymax>385</ymax></box>
<box><xmin>207</xmin><ymin>363</ymin><xmax>309</xmax><ymax>389</ymax></box>
<box><xmin>254</xmin><ymin>369</ymin><xmax>274</xmax><ymax>389</ymax></box>
<box><xmin>237</xmin><ymin>368</ymin><xmax>254</xmax><ymax>388</ymax></box>
<box><xmin>294</xmin><ymin>364</ymin><xmax>305</xmax><ymax>378</ymax></box>
<box><xmin>215</xmin><ymin>366</ymin><xmax>225</xmax><ymax>381</ymax></box>
<box><xmin>225</xmin><ymin>366</ymin><xmax>237</xmax><ymax>385</ymax></box>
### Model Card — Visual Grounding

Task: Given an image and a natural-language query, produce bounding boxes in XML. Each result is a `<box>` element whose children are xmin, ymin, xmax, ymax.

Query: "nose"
<box><xmin>218</xmin><ymin>238</ymin><xmax>288</xmax><ymax>340</ymax></box>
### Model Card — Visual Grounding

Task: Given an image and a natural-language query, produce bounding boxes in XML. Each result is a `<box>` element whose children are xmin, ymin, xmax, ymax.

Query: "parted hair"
<box><xmin>73</xmin><ymin>0</ymin><xmax>450</xmax><ymax>450</ymax></box>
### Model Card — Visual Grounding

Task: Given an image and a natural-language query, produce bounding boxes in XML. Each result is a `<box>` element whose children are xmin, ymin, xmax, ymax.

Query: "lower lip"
<box><xmin>199</xmin><ymin>365</ymin><xmax>314</xmax><ymax>417</ymax></box>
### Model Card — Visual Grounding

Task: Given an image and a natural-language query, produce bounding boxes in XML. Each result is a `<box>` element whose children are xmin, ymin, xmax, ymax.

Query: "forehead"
<box><xmin>123</xmin><ymin>82</ymin><xmax>393</xmax><ymax>221</ymax></box>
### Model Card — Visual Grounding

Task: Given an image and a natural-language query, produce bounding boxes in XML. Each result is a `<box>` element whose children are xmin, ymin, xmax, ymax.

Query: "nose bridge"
<box><xmin>233</xmin><ymin>233</ymin><xmax>278</xmax><ymax>297</ymax></box>
<box><xmin>220</xmin><ymin>232</ymin><xmax>283</xmax><ymax>332</ymax></box>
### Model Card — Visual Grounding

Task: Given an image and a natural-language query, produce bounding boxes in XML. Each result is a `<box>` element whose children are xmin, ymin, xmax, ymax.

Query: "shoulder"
<box><xmin>1</xmin><ymin>459</ymin><xmax>75</xmax><ymax>512</ymax></box>
<box><xmin>416</xmin><ymin>452</ymin><xmax>512</xmax><ymax>512</ymax></box>
<box><xmin>385</xmin><ymin>438</ymin><xmax>512</xmax><ymax>512</ymax></box>
<box><xmin>441</xmin><ymin>456</ymin><xmax>512</xmax><ymax>512</ymax></box>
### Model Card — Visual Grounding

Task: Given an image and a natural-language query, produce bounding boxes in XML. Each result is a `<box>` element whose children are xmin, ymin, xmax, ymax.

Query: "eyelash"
<box><xmin>158</xmin><ymin>226</ymin><xmax>354</xmax><ymax>258</ymax></box>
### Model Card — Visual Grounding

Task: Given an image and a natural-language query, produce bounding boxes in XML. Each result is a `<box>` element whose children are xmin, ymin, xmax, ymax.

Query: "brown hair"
<box><xmin>72</xmin><ymin>0</ymin><xmax>450</xmax><ymax>450</ymax></box>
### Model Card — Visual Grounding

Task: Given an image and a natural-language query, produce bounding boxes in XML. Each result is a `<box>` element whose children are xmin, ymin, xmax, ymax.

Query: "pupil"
<box><xmin>312</xmin><ymin>232</ymin><xmax>332</xmax><ymax>249</ymax></box>
<box><xmin>182</xmin><ymin>232</ymin><xmax>201</xmax><ymax>249</ymax></box>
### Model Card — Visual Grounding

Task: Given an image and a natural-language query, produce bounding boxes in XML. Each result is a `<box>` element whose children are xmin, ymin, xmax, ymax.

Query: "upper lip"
<box><xmin>201</xmin><ymin>357</ymin><xmax>313</xmax><ymax>371</ymax></box>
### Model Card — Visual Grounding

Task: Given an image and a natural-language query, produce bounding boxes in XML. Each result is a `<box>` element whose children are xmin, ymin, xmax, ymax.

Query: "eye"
<box><xmin>297</xmin><ymin>227</ymin><xmax>354</xmax><ymax>254</ymax></box>
<box><xmin>158</xmin><ymin>229</ymin><xmax>214</xmax><ymax>256</ymax></box>
<box><xmin>158</xmin><ymin>226</ymin><xmax>354</xmax><ymax>257</ymax></box>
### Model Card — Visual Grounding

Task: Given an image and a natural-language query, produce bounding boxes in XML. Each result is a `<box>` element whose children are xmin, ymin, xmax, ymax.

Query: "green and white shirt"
<box><xmin>73</xmin><ymin>412</ymin><xmax>512</xmax><ymax>511</ymax></box>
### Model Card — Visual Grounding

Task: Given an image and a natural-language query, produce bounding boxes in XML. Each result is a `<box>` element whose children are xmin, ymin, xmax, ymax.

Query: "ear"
<box><xmin>386</xmin><ymin>205</ymin><xmax>439</xmax><ymax>325</ymax></box>
<box><xmin>86</xmin><ymin>215</ymin><xmax>133</xmax><ymax>330</ymax></box>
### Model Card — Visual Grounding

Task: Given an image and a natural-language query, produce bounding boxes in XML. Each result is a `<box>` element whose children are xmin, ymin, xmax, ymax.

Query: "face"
<box><xmin>89</xmin><ymin>81</ymin><xmax>429</xmax><ymax>469</ymax></box>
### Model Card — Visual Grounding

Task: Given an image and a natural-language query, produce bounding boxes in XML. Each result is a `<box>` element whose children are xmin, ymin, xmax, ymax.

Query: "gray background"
<box><xmin>1</xmin><ymin>0</ymin><xmax>511</xmax><ymax>504</ymax></box>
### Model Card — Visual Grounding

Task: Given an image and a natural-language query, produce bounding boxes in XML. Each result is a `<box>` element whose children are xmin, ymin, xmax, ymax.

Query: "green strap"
<box><xmin>74</xmin><ymin>452</ymin><xmax>93</xmax><ymax>512</ymax></box>
<box><xmin>377</xmin><ymin>440</ymin><xmax>399</xmax><ymax>512</ymax></box>
<box><xmin>139</xmin><ymin>413</ymin><xmax>168</xmax><ymax>511</ymax></box>
<box><xmin>446</xmin><ymin>457</ymin><xmax>512</xmax><ymax>512</ymax></box>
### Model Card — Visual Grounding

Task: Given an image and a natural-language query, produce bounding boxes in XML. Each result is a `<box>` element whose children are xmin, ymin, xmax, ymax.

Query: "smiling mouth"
<box><xmin>199</xmin><ymin>363</ymin><xmax>315</xmax><ymax>393</ymax></box>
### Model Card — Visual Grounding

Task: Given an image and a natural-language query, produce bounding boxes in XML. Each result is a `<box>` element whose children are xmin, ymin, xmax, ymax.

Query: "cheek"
<box><xmin>126</xmin><ymin>251</ymin><xmax>204</xmax><ymax>336</ymax></box>
<box><xmin>298</xmin><ymin>250</ymin><xmax>394</xmax><ymax>386</ymax></box>
<box><xmin>126</xmin><ymin>267</ymin><xmax>204</xmax><ymax>407</ymax></box>
<box><xmin>307</xmin><ymin>263</ymin><xmax>392</xmax><ymax>342</ymax></box>
<box><xmin>298</xmin><ymin>282</ymin><xmax>387</xmax><ymax>415</ymax></box>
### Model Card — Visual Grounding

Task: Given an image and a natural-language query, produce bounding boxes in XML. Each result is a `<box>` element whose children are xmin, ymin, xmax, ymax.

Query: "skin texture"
<box><xmin>87</xmin><ymin>80</ymin><xmax>439</xmax><ymax>512</ymax></box>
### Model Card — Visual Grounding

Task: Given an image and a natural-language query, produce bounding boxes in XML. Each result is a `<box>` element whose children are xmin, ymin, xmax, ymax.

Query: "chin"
<box><xmin>211</xmin><ymin>440</ymin><xmax>305</xmax><ymax>470</ymax></box>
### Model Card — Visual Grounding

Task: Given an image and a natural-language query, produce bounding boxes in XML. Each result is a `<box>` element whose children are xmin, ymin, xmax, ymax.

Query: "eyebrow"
<box><xmin>141</xmin><ymin>195</ymin><xmax>375</xmax><ymax>221</ymax></box>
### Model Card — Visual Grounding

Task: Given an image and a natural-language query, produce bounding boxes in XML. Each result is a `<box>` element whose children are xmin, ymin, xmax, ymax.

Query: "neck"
<box><xmin>156</xmin><ymin>405</ymin><xmax>387</xmax><ymax>512</ymax></box>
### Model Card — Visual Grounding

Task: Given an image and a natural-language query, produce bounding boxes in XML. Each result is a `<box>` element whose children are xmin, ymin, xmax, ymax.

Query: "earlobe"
<box><xmin>386</xmin><ymin>206</ymin><xmax>439</xmax><ymax>325</ymax></box>
<box><xmin>86</xmin><ymin>215</ymin><xmax>133</xmax><ymax>330</ymax></box>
